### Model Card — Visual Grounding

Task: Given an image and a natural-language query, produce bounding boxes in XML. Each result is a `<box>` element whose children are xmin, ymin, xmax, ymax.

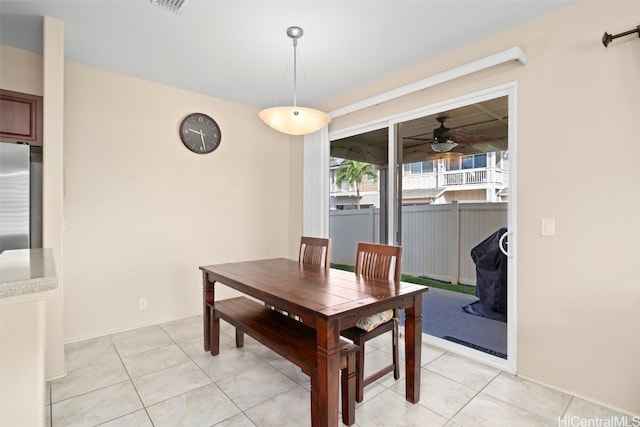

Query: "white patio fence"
<box><xmin>329</xmin><ymin>201</ymin><xmax>507</xmax><ymax>285</ymax></box>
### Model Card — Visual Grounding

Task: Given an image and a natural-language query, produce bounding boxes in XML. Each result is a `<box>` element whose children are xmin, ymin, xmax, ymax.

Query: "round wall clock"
<box><xmin>179</xmin><ymin>113</ymin><xmax>222</xmax><ymax>154</ymax></box>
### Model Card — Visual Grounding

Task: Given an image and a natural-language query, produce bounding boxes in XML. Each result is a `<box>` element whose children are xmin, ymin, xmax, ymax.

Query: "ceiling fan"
<box><xmin>431</xmin><ymin>116</ymin><xmax>458</xmax><ymax>153</ymax></box>
<box><xmin>431</xmin><ymin>115</ymin><xmax>498</xmax><ymax>153</ymax></box>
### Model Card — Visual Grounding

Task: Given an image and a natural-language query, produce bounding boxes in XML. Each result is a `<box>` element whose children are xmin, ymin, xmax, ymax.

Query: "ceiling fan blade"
<box><xmin>443</xmin><ymin>128</ymin><xmax>497</xmax><ymax>144</ymax></box>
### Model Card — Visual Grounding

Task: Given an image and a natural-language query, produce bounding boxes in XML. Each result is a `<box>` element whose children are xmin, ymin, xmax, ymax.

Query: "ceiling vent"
<box><xmin>150</xmin><ymin>0</ymin><xmax>188</xmax><ymax>14</ymax></box>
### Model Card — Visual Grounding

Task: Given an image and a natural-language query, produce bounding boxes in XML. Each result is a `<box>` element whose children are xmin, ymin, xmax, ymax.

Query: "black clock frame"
<box><xmin>179</xmin><ymin>113</ymin><xmax>222</xmax><ymax>154</ymax></box>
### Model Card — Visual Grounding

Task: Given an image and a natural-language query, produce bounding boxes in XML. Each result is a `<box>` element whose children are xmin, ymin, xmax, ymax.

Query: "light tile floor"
<box><xmin>47</xmin><ymin>315</ymin><xmax>634</xmax><ymax>427</ymax></box>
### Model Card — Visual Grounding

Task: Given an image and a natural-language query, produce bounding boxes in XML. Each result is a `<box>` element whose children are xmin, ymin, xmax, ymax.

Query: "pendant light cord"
<box><xmin>268</xmin><ymin>26</ymin><xmax>319</xmax><ymax>110</ymax></box>
<box><xmin>296</xmin><ymin>49</ymin><xmax>319</xmax><ymax>109</ymax></box>
<box><xmin>292</xmin><ymin>36</ymin><xmax>298</xmax><ymax>108</ymax></box>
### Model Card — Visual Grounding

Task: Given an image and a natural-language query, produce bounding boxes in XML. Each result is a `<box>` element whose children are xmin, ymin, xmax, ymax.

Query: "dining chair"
<box><xmin>299</xmin><ymin>236</ymin><xmax>331</xmax><ymax>268</ymax></box>
<box><xmin>268</xmin><ymin>236</ymin><xmax>331</xmax><ymax>317</ymax></box>
<box><xmin>340</xmin><ymin>242</ymin><xmax>402</xmax><ymax>402</ymax></box>
<box><xmin>286</xmin><ymin>236</ymin><xmax>331</xmax><ymax>320</ymax></box>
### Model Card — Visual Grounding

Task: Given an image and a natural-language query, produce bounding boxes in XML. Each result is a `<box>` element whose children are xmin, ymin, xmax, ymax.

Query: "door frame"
<box><xmin>328</xmin><ymin>81</ymin><xmax>518</xmax><ymax>373</ymax></box>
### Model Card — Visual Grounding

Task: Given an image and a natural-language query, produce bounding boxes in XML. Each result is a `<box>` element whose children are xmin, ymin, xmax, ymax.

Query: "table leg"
<box><xmin>404</xmin><ymin>293</ymin><xmax>423</xmax><ymax>403</ymax></box>
<box><xmin>312</xmin><ymin>318</ymin><xmax>340</xmax><ymax>427</ymax></box>
<box><xmin>202</xmin><ymin>272</ymin><xmax>214</xmax><ymax>352</ymax></box>
<box><xmin>210</xmin><ymin>306</ymin><xmax>220</xmax><ymax>356</ymax></box>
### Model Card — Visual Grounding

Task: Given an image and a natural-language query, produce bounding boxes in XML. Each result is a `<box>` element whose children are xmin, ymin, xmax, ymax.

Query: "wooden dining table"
<box><xmin>200</xmin><ymin>258</ymin><xmax>429</xmax><ymax>427</ymax></box>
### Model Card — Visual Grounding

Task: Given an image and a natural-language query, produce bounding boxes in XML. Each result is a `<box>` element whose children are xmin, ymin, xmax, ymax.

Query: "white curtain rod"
<box><xmin>328</xmin><ymin>46</ymin><xmax>526</xmax><ymax>119</ymax></box>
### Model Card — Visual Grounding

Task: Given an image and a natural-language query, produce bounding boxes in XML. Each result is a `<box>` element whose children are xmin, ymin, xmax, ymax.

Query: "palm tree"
<box><xmin>335</xmin><ymin>160</ymin><xmax>378</xmax><ymax>209</ymax></box>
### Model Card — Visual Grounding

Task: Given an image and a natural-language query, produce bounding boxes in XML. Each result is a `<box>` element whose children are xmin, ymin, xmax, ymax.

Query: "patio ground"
<box><xmin>420</xmin><ymin>287</ymin><xmax>507</xmax><ymax>357</ymax></box>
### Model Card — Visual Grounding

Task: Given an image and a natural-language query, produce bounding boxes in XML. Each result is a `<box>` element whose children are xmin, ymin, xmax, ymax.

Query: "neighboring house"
<box><xmin>329</xmin><ymin>158</ymin><xmax>380</xmax><ymax>210</ymax></box>
<box><xmin>330</xmin><ymin>151</ymin><xmax>508</xmax><ymax>209</ymax></box>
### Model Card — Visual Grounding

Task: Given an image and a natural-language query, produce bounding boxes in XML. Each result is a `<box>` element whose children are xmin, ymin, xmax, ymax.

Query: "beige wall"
<box><xmin>61</xmin><ymin>62</ymin><xmax>297</xmax><ymax>340</ymax></box>
<box><xmin>323</xmin><ymin>0</ymin><xmax>640</xmax><ymax>416</ymax></box>
<box><xmin>1</xmin><ymin>45</ymin><xmax>299</xmax><ymax>342</ymax></box>
<box><xmin>0</xmin><ymin>45</ymin><xmax>43</xmax><ymax>94</ymax></box>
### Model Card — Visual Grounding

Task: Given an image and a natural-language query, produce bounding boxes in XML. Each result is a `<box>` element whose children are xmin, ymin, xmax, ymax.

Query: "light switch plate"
<box><xmin>540</xmin><ymin>218</ymin><xmax>555</xmax><ymax>237</ymax></box>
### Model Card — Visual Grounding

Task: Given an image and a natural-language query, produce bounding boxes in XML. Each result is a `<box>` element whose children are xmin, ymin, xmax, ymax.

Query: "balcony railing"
<box><xmin>441</xmin><ymin>168</ymin><xmax>489</xmax><ymax>186</ymax></box>
<box><xmin>399</xmin><ymin>167</ymin><xmax>507</xmax><ymax>190</ymax></box>
<box><xmin>331</xmin><ymin>167</ymin><xmax>507</xmax><ymax>195</ymax></box>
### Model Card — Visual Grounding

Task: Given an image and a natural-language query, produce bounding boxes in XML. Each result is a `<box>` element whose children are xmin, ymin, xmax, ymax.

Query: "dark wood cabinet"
<box><xmin>0</xmin><ymin>89</ymin><xmax>43</xmax><ymax>147</ymax></box>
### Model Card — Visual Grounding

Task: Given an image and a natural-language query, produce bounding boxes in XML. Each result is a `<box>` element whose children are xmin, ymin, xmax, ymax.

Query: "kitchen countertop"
<box><xmin>0</xmin><ymin>248</ymin><xmax>57</xmax><ymax>298</ymax></box>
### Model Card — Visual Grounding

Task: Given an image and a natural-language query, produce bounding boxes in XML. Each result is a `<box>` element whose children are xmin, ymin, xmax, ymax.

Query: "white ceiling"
<box><xmin>0</xmin><ymin>0</ymin><xmax>575</xmax><ymax>109</ymax></box>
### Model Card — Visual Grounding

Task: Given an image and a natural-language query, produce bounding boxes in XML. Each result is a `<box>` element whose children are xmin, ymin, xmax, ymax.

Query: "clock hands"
<box><xmin>199</xmin><ymin>131</ymin><xmax>206</xmax><ymax>151</ymax></box>
<box><xmin>180</xmin><ymin>113</ymin><xmax>220</xmax><ymax>154</ymax></box>
<box><xmin>188</xmin><ymin>128</ymin><xmax>207</xmax><ymax>151</ymax></box>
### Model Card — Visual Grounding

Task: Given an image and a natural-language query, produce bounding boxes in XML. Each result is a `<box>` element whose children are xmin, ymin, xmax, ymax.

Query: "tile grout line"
<box><xmin>107</xmin><ymin>332</ymin><xmax>155</xmax><ymax>426</ymax></box>
<box><xmin>440</xmin><ymin>363</ymin><xmax>500</xmax><ymax>426</ymax></box>
<box><xmin>463</xmin><ymin>370</ymin><xmax>560</xmax><ymax>425</ymax></box>
<box><xmin>167</xmin><ymin>323</ymin><xmax>254</xmax><ymax>426</ymax></box>
<box><xmin>559</xmin><ymin>396</ymin><xmax>575</xmax><ymax>421</ymax></box>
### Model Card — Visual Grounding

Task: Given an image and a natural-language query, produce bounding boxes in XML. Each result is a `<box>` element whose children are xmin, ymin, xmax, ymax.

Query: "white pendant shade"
<box><xmin>259</xmin><ymin>106</ymin><xmax>331</xmax><ymax>136</ymax></box>
<box><xmin>430</xmin><ymin>140</ymin><xmax>458</xmax><ymax>153</ymax></box>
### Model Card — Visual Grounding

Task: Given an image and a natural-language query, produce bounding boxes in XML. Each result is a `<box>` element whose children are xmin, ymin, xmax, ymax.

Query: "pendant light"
<box><xmin>259</xmin><ymin>26</ymin><xmax>331</xmax><ymax>136</ymax></box>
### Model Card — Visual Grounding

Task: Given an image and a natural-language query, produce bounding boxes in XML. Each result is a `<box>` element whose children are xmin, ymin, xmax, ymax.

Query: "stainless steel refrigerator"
<box><xmin>0</xmin><ymin>142</ymin><xmax>30</xmax><ymax>251</ymax></box>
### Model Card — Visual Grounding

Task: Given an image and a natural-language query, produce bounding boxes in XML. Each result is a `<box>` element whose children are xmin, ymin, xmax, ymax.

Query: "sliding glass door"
<box><xmin>395</xmin><ymin>95</ymin><xmax>510</xmax><ymax>363</ymax></box>
<box><xmin>327</xmin><ymin>83</ymin><xmax>517</xmax><ymax>372</ymax></box>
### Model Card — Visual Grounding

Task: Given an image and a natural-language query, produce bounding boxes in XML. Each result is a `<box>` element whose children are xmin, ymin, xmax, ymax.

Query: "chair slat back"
<box><xmin>299</xmin><ymin>236</ymin><xmax>331</xmax><ymax>269</ymax></box>
<box><xmin>355</xmin><ymin>242</ymin><xmax>402</xmax><ymax>282</ymax></box>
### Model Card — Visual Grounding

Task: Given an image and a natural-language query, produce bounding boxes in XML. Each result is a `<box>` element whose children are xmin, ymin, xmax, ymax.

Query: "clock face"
<box><xmin>179</xmin><ymin>113</ymin><xmax>222</xmax><ymax>154</ymax></box>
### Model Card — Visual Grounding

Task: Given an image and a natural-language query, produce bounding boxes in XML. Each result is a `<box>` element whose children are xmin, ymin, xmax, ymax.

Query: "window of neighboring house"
<box><xmin>462</xmin><ymin>153</ymin><xmax>488</xmax><ymax>169</ymax></box>
<box><xmin>404</xmin><ymin>160</ymin><xmax>434</xmax><ymax>175</ymax></box>
<box><xmin>447</xmin><ymin>157</ymin><xmax>461</xmax><ymax>171</ymax></box>
<box><xmin>462</xmin><ymin>156</ymin><xmax>474</xmax><ymax>169</ymax></box>
<box><xmin>421</xmin><ymin>160</ymin><xmax>434</xmax><ymax>173</ymax></box>
<box><xmin>475</xmin><ymin>153</ymin><xmax>487</xmax><ymax>168</ymax></box>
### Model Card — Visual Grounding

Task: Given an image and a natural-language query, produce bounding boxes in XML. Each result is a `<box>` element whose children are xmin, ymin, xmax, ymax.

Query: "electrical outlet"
<box><xmin>139</xmin><ymin>297</ymin><xmax>147</xmax><ymax>310</ymax></box>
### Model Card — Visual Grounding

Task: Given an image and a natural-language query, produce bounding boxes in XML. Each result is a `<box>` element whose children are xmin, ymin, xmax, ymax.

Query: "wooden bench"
<box><xmin>208</xmin><ymin>296</ymin><xmax>359</xmax><ymax>426</ymax></box>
